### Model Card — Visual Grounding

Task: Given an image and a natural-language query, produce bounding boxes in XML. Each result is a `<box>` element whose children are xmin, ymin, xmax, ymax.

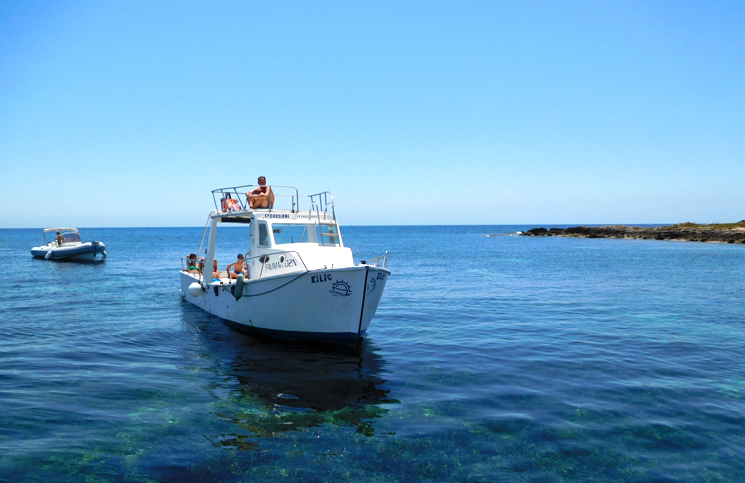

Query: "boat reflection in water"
<box><xmin>187</xmin><ymin>315</ymin><xmax>397</xmax><ymax>450</ymax></box>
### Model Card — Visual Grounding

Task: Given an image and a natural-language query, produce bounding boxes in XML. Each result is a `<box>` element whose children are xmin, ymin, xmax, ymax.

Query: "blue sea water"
<box><xmin>1</xmin><ymin>225</ymin><xmax>745</xmax><ymax>482</ymax></box>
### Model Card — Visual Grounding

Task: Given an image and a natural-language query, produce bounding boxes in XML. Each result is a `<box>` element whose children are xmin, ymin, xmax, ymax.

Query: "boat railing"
<box><xmin>211</xmin><ymin>185</ymin><xmax>300</xmax><ymax>213</ymax></box>
<box><xmin>209</xmin><ymin>186</ymin><xmax>336</xmax><ymax>219</ymax></box>
<box><xmin>361</xmin><ymin>251</ymin><xmax>388</xmax><ymax>268</ymax></box>
<box><xmin>182</xmin><ymin>250</ymin><xmax>313</xmax><ymax>283</ymax></box>
<box><xmin>308</xmin><ymin>191</ymin><xmax>336</xmax><ymax>221</ymax></box>
<box><xmin>245</xmin><ymin>250</ymin><xmax>309</xmax><ymax>280</ymax></box>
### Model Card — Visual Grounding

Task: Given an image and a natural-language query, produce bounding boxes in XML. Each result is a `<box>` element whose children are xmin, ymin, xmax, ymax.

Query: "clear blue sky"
<box><xmin>1</xmin><ymin>0</ymin><xmax>743</xmax><ymax>227</ymax></box>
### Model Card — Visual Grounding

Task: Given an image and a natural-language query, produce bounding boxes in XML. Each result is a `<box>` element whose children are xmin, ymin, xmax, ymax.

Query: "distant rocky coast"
<box><xmin>521</xmin><ymin>222</ymin><xmax>745</xmax><ymax>244</ymax></box>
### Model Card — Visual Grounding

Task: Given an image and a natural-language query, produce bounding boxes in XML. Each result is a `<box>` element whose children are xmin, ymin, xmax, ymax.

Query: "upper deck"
<box><xmin>211</xmin><ymin>184</ymin><xmax>337</xmax><ymax>223</ymax></box>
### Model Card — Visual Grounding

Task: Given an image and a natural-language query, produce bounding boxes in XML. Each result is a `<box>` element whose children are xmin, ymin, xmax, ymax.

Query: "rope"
<box><xmin>238</xmin><ymin>270</ymin><xmax>309</xmax><ymax>298</ymax></box>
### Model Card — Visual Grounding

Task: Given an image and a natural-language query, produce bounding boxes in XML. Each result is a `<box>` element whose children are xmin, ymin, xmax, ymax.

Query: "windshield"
<box><xmin>271</xmin><ymin>224</ymin><xmax>312</xmax><ymax>245</ymax></box>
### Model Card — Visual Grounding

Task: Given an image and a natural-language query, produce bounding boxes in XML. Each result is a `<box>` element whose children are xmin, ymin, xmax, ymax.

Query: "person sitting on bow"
<box><xmin>246</xmin><ymin>176</ymin><xmax>275</xmax><ymax>209</ymax></box>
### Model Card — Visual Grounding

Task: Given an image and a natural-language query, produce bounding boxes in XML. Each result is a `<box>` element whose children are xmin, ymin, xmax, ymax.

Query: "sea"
<box><xmin>1</xmin><ymin>225</ymin><xmax>744</xmax><ymax>482</ymax></box>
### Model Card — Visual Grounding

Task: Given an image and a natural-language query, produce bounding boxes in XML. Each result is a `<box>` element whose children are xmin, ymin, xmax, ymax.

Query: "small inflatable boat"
<box><xmin>31</xmin><ymin>228</ymin><xmax>106</xmax><ymax>262</ymax></box>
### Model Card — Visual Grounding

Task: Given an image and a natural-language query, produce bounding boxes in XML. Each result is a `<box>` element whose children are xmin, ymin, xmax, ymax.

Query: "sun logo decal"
<box><xmin>330</xmin><ymin>280</ymin><xmax>352</xmax><ymax>297</ymax></box>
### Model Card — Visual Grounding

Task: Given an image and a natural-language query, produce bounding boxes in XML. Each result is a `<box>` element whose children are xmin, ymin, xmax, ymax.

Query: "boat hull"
<box><xmin>31</xmin><ymin>241</ymin><xmax>106</xmax><ymax>261</ymax></box>
<box><xmin>180</xmin><ymin>266</ymin><xmax>390</xmax><ymax>346</ymax></box>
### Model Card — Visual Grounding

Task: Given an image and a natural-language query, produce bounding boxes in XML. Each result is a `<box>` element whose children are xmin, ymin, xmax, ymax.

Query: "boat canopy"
<box><xmin>42</xmin><ymin>228</ymin><xmax>79</xmax><ymax>234</ymax></box>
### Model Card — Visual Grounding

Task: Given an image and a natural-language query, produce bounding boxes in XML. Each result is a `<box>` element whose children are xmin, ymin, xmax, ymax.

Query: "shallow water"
<box><xmin>1</xmin><ymin>226</ymin><xmax>745</xmax><ymax>482</ymax></box>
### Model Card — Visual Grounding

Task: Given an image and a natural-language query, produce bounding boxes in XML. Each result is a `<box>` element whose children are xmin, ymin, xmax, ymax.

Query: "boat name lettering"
<box><xmin>265</xmin><ymin>258</ymin><xmax>298</xmax><ymax>270</ymax></box>
<box><xmin>367</xmin><ymin>277</ymin><xmax>377</xmax><ymax>294</ymax></box>
<box><xmin>266</xmin><ymin>214</ymin><xmax>290</xmax><ymax>219</ymax></box>
<box><xmin>311</xmin><ymin>274</ymin><xmax>332</xmax><ymax>283</ymax></box>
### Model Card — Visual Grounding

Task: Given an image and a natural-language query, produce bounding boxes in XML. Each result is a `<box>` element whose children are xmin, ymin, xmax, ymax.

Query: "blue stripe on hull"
<box><xmin>31</xmin><ymin>243</ymin><xmax>104</xmax><ymax>261</ymax></box>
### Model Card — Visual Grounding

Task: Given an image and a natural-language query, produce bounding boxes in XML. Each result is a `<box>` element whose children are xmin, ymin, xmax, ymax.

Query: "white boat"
<box><xmin>180</xmin><ymin>184</ymin><xmax>390</xmax><ymax>348</ymax></box>
<box><xmin>30</xmin><ymin>228</ymin><xmax>107</xmax><ymax>261</ymax></box>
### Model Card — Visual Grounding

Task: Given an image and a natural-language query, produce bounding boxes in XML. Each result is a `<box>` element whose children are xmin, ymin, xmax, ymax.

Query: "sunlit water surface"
<box><xmin>1</xmin><ymin>226</ymin><xmax>744</xmax><ymax>482</ymax></box>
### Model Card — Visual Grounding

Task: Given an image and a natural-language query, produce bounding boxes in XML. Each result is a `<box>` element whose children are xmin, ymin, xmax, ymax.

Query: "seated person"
<box><xmin>212</xmin><ymin>259</ymin><xmax>221</xmax><ymax>281</ymax></box>
<box><xmin>246</xmin><ymin>176</ymin><xmax>274</xmax><ymax>209</ymax></box>
<box><xmin>226</xmin><ymin>254</ymin><xmax>247</xmax><ymax>279</ymax></box>
<box><xmin>185</xmin><ymin>253</ymin><xmax>201</xmax><ymax>273</ymax></box>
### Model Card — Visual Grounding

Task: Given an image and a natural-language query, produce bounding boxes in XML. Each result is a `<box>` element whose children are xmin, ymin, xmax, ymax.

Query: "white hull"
<box><xmin>31</xmin><ymin>241</ymin><xmax>106</xmax><ymax>261</ymax></box>
<box><xmin>180</xmin><ymin>266</ymin><xmax>390</xmax><ymax>345</ymax></box>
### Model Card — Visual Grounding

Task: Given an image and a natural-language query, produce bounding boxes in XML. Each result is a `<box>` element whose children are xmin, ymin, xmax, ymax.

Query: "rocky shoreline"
<box><xmin>521</xmin><ymin>222</ymin><xmax>745</xmax><ymax>244</ymax></box>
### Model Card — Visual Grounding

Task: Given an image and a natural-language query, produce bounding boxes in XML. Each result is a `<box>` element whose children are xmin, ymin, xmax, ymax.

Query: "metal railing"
<box><xmin>209</xmin><ymin>185</ymin><xmax>337</xmax><ymax>219</ymax></box>
<box><xmin>211</xmin><ymin>185</ymin><xmax>300</xmax><ymax>213</ymax></box>
<box><xmin>184</xmin><ymin>249</ymin><xmax>387</xmax><ymax>288</ymax></box>
<box><xmin>308</xmin><ymin>191</ymin><xmax>336</xmax><ymax>221</ymax></box>
<box><xmin>361</xmin><ymin>251</ymin><xmax>388</xmax><ymax>268</ymax></box>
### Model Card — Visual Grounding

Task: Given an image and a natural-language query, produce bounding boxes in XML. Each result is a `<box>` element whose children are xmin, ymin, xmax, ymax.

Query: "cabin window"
<box><xmin>271</xmin><ymin>224</ymin><xmax>312</xmax><ymax>245</ymax></box>
<box><xmin>258</xmin><ymin>223</ymin><xmax>269</xmax><ymax>247</ymax></box>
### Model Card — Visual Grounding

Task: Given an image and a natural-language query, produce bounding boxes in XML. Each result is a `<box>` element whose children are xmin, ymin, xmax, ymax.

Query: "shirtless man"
<box><xmin>247</xmin><ymin>176</ymin><xmax>274</xmax><ymax>209</ymax></box>
<box><xmin>55</xmin><ymin>231</ymin><xmax>64</xmax><ymax>247</ymax></box>
<box><xmin>226</xmin><ymin>254</ymin><xmax>247</xmax><ymax>279</ymax></box>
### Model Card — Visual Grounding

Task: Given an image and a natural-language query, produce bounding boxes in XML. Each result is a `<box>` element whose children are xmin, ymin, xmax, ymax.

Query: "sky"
<box><xmin>1</xmin><ymin>0</ymin><xmax>744</xmax><ymax>227</ymax></box>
